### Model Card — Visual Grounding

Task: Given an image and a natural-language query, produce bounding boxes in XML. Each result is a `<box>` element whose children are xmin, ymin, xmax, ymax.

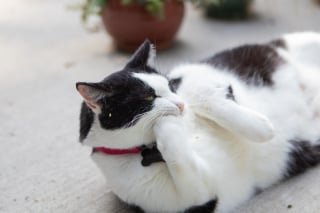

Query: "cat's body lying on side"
<box><xmin>76</xmin><ymin>32</ymin><xmax>320</xmax><ymax>213</ymax></box>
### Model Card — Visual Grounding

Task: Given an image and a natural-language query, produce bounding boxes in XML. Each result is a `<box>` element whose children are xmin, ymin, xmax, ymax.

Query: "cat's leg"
<box><xmin>190</xmin><ymin>84</ymin><xmax>274</xmax><ymax>143</ymax></box>
<box><xmin>153</xmin><ymin>116</ymin><xmax>210</xmax><ymax>201</ymax></box>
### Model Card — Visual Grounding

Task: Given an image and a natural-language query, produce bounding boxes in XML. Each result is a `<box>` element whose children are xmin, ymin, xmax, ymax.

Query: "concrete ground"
<box><xmin>1</xmin><ymin>0</ymin><xmax>320</xmax><ymax>212</ymax></box>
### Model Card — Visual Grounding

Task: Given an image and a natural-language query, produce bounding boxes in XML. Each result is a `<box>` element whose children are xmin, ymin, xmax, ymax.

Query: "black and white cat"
<box><xmin>76</xmin><ymin>32</ymin><xmax>320</xmax><ymax>213</ymax></box>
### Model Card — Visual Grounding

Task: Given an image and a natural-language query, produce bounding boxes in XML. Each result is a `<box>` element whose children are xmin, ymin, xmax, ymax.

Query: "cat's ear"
<box><xmin>76</xmin><ymin>82</ymin><xmax>112</xmax><ymax>113</ymax></box>
<box><xmin>125</xmin><ymin>39</ymin><xmax>156</xmax><ymax>69</ymax></box>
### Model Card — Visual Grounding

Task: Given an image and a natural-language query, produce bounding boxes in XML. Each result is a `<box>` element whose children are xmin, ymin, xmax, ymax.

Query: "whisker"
<box><xmin>124</xmin><ymin>111</ymin><xmax>148</xmax><ymax>128</ymax></box>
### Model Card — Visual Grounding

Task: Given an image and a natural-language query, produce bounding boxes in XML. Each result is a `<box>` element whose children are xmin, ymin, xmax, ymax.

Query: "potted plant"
<box><xmin>81</xmin><ymin>0</ymin><xmax>185</xmax><ymax>52</ymax></box>
<box><xmin>193</xmin><ymin>0</ymin><xmax>253</xmax><ymax>19</ymax></box>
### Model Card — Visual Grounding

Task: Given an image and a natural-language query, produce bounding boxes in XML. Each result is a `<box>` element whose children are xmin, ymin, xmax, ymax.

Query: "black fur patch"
<box><xmin>97</xmin><ymin>71</ymin><xmax>156</xmax><ymax>130</ymax></box>
<box><xmin>129</xmin><ymin>199</ymin><xmax>218</xmax><ymax>213</ymax></box>
<box><xmin>130</xmin><ymin>205</ymin><xmax>145</xmax><ymax>213</ymax></box>
<box><xmin>269</xmin><ymin>39</ymin><xmax>287</xmax><ymax>49</ymax></box>
<box><xmin>141</xmin><ymin>145</ymin><xmax>165</xmax><ymax>167</ymax></box>
<box><xmin>286</xmin><ymin>139</ymin><xmax>320</xmax><ymax>178</ymax></box>
<box><xmin>226</xmin><ymin>85</ymin><xmax>235</xmax><ymax>101</ymax></box>
<box><xmin>79</xmin><ymin>102</ymin><xmax>94</xmax><ymax>142</ymax></box>
<box><xmin>184</xmin><ymin>199</ymin><xmax>218</xmax><ymax>213</ymax></box>
<box><xmin>204</xmin><ymin>44</ymin><xmax>285</xmax><ymax>86</ymax></box>
<box><xmin>169</xmin><ymin>78</ymin><xmax>182</xmax><ymax>93</ymax></box>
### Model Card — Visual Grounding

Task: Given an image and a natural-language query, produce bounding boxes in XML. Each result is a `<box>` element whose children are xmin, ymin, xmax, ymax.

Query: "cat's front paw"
<box><xmin>153</xmin><ymin>116</ymin><xmax>188</xmax><ymax>161</ymax></box>
<box><xmin>153</xmin><ymin>116</ymin><xmax>182</xmax><ymax>137</ymax></box>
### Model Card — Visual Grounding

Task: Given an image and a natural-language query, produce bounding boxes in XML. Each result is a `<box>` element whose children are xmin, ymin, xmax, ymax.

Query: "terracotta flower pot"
<box><xmin>101</xmin><ymin>0</ymin><xmax>185</xmax><ymax>52</ymax></box>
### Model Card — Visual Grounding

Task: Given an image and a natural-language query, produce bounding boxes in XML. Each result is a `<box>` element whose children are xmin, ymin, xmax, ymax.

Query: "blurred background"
<box><xmin>1</xmin><ymin>0</ymin><xmax>320</xmax><ymax>212</ymax></box>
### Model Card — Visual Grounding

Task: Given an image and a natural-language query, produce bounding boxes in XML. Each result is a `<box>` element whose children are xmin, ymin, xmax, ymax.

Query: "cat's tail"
<box><xmin>272</xmin><ymin>32</ymin><xmax>320</xmax><ymax>68</ymax></box>
<box><xmin>286</xmin><ymin>139</ymin><xmax>320</xmax><ymax>178</ymax></box>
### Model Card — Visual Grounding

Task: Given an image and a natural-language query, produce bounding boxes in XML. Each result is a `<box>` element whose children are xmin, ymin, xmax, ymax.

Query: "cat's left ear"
<box><xmin>125</xmin><ymin>39</ymin><xmax>156</xmax><ymax>69</ymax></box>
<box><xmin>76</xmin><ymin>82</ymin><xmax>112</xmax><ymax>113</ymax></box>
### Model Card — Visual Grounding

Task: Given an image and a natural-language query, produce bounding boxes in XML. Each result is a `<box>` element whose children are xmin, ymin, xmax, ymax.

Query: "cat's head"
<box><xmin>76</xmin><ymin>40</ymin><xmax>184</xmax><ymax>148</ymax></box>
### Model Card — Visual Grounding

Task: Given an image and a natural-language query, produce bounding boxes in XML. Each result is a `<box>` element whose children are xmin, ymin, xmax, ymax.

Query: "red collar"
<box><xmin>93</xmin><ymin>146</ymin><xmax>142</xmax><ymax>155</ymax></box>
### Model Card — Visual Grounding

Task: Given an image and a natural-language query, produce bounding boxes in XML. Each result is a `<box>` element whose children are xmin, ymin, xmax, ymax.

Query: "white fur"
<box><xmin>84</xmin><ymin>32</ymin><xmax>320</xmax><ymax>213</ymax></box>
<box><xmin>170</xmin><ymin>64</ymin><xmax>275</xmax><ymax>143</ymax></box>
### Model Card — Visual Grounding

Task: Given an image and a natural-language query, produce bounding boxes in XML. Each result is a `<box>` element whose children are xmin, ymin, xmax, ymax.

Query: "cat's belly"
<box><xmin>186</xmin><ymin>116</ymin><xmax>290</xmax><ymax>212</ymax></box>
<box><xmin>296</xmin><ymin>66</ymin><xmax>320</xmax><ymax>120</ymax></box>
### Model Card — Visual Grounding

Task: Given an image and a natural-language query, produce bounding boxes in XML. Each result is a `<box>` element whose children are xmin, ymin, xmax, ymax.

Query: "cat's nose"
<box><xmin>175</xmin><ymin>102</ymin><xmax>185</xmax><ymax>113</ymax></box>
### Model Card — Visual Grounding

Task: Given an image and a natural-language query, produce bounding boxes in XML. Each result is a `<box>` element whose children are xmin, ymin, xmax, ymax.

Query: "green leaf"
<box><xmin>80</xmin><ymin>0</ymin><xmax>168</xmax><ymax>22</ymax></box>
<box><xmin>81</xmin><ymin>0</ymin><xmax>106</xmax><ymax>22</ymax></box>
<box><xmin>144</xmin><ymin>0</ymin><xmax>165</xmax><ymax>17</ymax></box>
<box><xmin>92</xmin><ymin>0</ymin><xmax>107</xmax><ymax>7</ymax></box>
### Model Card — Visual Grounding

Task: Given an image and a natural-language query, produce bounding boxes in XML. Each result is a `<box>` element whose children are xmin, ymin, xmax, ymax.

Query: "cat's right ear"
<box><xmin>125</xmin><ymin>39</ymin><xmax>156</xmax><ymax>70</ymax></box>
<box><xmin>76</xmin><ymin>82</ymin><xmax>111</xmax><ymax>113</ymax></box>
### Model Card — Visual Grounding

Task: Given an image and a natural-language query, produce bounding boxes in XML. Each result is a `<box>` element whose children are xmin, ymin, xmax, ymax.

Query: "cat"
<box><xmin>76</xmin><ymin>32</ymin><xmax>320</xmax><ymax>213</ymax></box>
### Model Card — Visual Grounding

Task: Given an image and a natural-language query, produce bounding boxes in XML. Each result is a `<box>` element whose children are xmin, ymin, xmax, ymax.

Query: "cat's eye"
<box><xmin>144</xmin><ymin>95</ymin><xmax>155</xmax><ymax>101</ymax></box>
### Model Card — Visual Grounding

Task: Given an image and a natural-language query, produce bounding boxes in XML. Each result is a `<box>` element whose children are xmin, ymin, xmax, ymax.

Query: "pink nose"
<box><xmin>176</xmin><ymin>102</ymin><xmax>185</xmax><ymax>113</ymax></box>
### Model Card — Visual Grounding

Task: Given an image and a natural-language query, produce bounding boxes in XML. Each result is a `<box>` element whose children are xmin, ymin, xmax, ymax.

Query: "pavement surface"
<box><xmin>1</xmin><ymin>0</ymin><xmax>320</xmax><ymax>212</ymax></box>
